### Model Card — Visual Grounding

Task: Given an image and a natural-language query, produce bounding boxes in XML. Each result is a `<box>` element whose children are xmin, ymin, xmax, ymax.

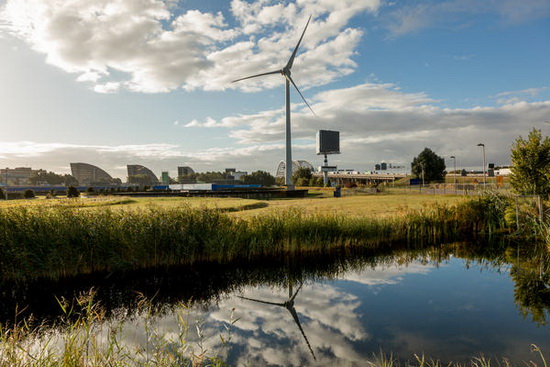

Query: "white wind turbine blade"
<box><xmin>286</xmin><ymin>15</ymin><xmax>312</xmax><ymax>70</ymax></box>
<box><xmin>286</xmin><ymin>74</ymin><xmax>316</xmax><ymax>115</ymax></box>
<box><xmin>232</xmin><ymin>70</ymin><xmax>281</xmax><ymax>83</ymax></box>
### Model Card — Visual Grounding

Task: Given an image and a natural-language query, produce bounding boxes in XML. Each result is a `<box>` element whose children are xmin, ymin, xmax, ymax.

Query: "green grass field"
<box><xmin>0</xmin><ymin>189</ymin><xmax>468</xmax><ymax>219</ymax></box>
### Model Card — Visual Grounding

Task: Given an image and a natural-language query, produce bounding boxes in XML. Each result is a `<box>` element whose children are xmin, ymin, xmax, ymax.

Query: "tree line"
<box><xmin>410</xmin><ymin>128</ymin><xmax>550</xmax><ymax>198</ymax></box>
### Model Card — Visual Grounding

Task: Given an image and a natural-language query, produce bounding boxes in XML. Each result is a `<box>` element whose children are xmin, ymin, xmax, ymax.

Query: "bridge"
<box><xmin>314</xmin><ymin>172</ymin><xmax>407</xmax><ymax>186</ymax></box>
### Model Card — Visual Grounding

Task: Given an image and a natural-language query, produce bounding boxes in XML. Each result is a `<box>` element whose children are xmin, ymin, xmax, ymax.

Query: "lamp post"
<box><xmin>450</xmin><ymin>156</ymin><xmax>457</xmax><ymax>185</ymax></box>
<box><xmin>450</xmin><ymin>155</ymin><xmax>457</xmax><ymax>194</ymax></box>
<box><xmin>4</xmin><ymin>167</ymin><xmax>8</xmax><ymax>200</ymax></box>
<box><xmin>477</xmin><ymin>143</ymin><xmax>486</xmax><ymax>185</ymax></box>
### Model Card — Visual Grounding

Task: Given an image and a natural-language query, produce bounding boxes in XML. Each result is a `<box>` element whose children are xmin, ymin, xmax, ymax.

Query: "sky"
<box><xmin>0</xmin><ymin>0</ymin><xmax>549</xmax><ymax>180</ymax></box>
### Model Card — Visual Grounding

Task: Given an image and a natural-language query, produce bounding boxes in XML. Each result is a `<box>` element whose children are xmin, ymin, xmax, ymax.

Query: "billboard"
<box><xmin>316</xmin><ymin>130</ymin><xmax>340</xmax><ymax>155</ymax></box>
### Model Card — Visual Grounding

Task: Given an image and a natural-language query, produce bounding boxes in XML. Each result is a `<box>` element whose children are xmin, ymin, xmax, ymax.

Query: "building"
<box><xmin>225</xmin><ymin>168</ymin><xmax>247</xmax><ymax>181</ymax></box>
<box><xmin>161</xmin><ymin>172</ymin><xmax>170</xmax><ymax>185</ymax></box>
<box><xmin>0</xmin><ymin>167</ymin><xmax>34</xmax><ymax>185</ymax></box>
<box><xmin>275</xmin><ymin>160</ymin><xmax>315</xmax><ymax>178</ymax></box>
<box><xmin>177</xmin><ymin>166</ymin><xmax>195</xmax><ymax>177</ymax></box>
<box><xmin>70</xmin><ymin>163</ymin><xmax>113</xmax><ymax>185</ymax></box>
<box><xmin>127</xmin><ymin>165</ymin><xmax>159</xmax><ymax>184</ymax></box>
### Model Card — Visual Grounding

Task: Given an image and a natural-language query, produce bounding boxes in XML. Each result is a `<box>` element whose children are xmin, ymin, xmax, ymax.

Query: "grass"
<box><xmin>0</xmin><ymin>195</ymin><xmax>264</xmax><ymax>212</ymax></box>
<box><xmin>0</xmin><ymin>192</ymin><xmax>510</xmax><ymax>281</ymax></box>
<box><xmin>0</xmin><ymin>191</ymin><xmax>468</xmax><ymax>220</ymax></box>
<box><xmin>232</xmin><ymin>191</ymin><xmax>467</xmax><ymax>218</ymax></box>
<box><xmin>0</xmin><ymin>290</ymin><xmax>232</xmax><ymax>366</ymax></box>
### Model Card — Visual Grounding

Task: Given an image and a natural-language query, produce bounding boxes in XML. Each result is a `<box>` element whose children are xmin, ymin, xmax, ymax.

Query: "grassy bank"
<box><xmin>0</xmin><ymin>194</ymin><xmax>509</xmax><ymax>281</ymax></box>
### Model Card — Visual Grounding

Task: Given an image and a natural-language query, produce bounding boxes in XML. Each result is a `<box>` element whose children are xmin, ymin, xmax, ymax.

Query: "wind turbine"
<box><xmin>232</xmin><ymin>16</ymin><xmax>315</xmax><ymax>188</ymax></box>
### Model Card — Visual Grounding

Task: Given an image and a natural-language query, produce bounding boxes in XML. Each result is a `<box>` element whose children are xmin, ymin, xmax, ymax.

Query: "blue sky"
<box><xmin>0</xmin><ymin>0</ymin><xmax>549</xmax><ymax>179</ymax></box>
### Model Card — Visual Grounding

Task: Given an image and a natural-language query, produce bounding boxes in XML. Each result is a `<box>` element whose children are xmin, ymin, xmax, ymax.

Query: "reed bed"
<box><xmin>0</xmin><ymin>194</ymin><xmax>510</xmax><ymax>282</ymax></box>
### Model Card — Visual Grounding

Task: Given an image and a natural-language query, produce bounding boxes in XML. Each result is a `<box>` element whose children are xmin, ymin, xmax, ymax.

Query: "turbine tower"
<box><xmin>232</xmin><ymin>16</ymin><xmax>315</xmax><ymax>188</ymax></box>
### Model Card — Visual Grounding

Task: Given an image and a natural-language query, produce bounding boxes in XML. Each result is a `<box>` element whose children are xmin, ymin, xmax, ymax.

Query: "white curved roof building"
<box><xmin>275</xmin><ymin>160</ymin><xmax>315</xmax><ymax>178</ymax></box>
<box><xmin>70</xmin><ymin>163</ymin><xmax>113</xmax><ymax>185</ymax></box>
<box><xmin>127</xmin><ymin>164</ymin><xmax>159</xmax><ymax>184</ymax></box>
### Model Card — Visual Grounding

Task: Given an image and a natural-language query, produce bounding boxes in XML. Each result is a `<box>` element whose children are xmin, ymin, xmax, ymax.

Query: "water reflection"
<box><xmin>0</xmin><ymin>246</ymin><xmax>402</xmax><ymax>324</ymax></box>
<box><xmin>509</xmin><ymin>244</ymin><xmax>550</xmax><ymax>325</ymax></box>
<box><xmin>1</xmin><ymin>241</ymin><xmax>549</xmax><ymax>365</ymax></box>
<box><xmin>238</xmin><ymin>281</ymin><xmax>317</xmax><ymax>360</ymax></box>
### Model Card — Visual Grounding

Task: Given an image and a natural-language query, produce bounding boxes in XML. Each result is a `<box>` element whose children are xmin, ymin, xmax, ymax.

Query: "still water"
<box><xmin>2</xmin><ymin>242</ymin><xmax>549</xmax><ymax>365</ymax></box>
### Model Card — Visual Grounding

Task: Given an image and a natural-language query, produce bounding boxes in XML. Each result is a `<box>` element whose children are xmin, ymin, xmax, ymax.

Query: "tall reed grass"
<box><xmin>0</xmin><ymin>195</ymin><xmax>509</xmax><ymax>281</ymax></box>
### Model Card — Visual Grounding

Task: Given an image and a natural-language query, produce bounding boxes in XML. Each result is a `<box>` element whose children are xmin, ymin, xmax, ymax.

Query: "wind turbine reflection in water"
<box><xmin>238</xmin><ymin>281</ymin><xmax>316</xmax><ymax>361</ymax></box>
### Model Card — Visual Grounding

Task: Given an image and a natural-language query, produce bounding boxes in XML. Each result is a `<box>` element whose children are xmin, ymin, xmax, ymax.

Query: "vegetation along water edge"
<box><xmin>0</xmin><ymin>190</ymin><xmax>547</xmax><ymax>282</ymax></box>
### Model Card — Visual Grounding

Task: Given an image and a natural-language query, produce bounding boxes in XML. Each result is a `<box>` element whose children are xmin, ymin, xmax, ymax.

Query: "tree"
<box><xmin>510</xmin><ymin>128</ymin><xmax>550</xmax><ymax>198</ymax></box>
<box><xmin>67</xmin><ymin>186</ymin><xmax>80</xmax><ymax>198</ymax></box>
<box><xmin>242</xmin><ymin>170</ymin><xmax>276</xmax><ymax>186</ymax></box>
<box><xmin>29</xmin><ymin>171</ymin><xmax>78</xmax><ymax>186</ymax></box>
<box><xmin>292</xmin><ymin>167</ymin><xmax>313</xmax><ymax>186</ymax></box>
<box><xmin>180</xmin><ymin>171</ymin><xmax>243</xmax><ymax>183</ymax></box>
<box><xmin>411</xmin><ymin>148</ymin><xmax>446</xmax><ymax>183</ymax></box>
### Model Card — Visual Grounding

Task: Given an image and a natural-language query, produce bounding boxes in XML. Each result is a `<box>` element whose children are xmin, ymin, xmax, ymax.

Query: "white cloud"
<box><xmin>0</xmin><ymin>0</ymin><xmax>381</xmax><ymax>93</ymax></box>
<box><xmin>4</xmin><ymin>81</ymin><xmax>549</xmax><ymax>176</ymax></box>
<box><xmin>185</xmin><ymin>82</ymin><xmax>550</xmax><ymax>170</ymax></box>
<box><xmin>0</xmin><ymin>141</ymin><xmax>288</xmax><ymax>178</ymax></box>
<box><xmin>109</xmin><ymin>258</ymin><xmax>436</xmax><ymax>366</ymax></box>
<box><xmin>494</xmin><ymin>87</ymin><xmax>549</xmax><ymax>105</ymax></box>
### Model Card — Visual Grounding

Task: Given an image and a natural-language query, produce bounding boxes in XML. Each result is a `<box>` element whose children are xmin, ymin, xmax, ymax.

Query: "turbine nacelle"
<box><xmin>232</xmin><ymin>16</ymin><xmax>314</xmax><ymax>115</ymax></box>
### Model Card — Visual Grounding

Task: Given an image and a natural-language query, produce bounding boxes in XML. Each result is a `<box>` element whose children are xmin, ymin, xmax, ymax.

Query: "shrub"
<box><xmin>23</xmin><ymin>189</ymin><xmax>35</xmax><ymax>199</ymax></box>
<box><xmin>67</xmin><ymin>186</ymin><xmax>80</xmax><ymax>198</ymax></box>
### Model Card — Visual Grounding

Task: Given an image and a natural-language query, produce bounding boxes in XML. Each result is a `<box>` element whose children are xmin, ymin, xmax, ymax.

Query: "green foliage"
<box><xmin>508</xmin><ymin>242</ymin><xmax>550</xmax><ymax>325</ymax></box>
<box><xmin>23</xmin><ymin>189</ymin><xmax>35</xmax><ymax>199</ymax></box>
<box><xmin>446</xmin><ymin>190</ymin><xmax>510</xmax><ymax>236</ymax></box>
<box><xmin>67</xmin><ymin>186</ymin><xmax>80</xmax><ymax>198</ymax></box>
<box><xmin>292</xmin><ymin>167</ymin><xmax>313</xmax><ymax>186</ymax></box>
<box><xmin>180</xmin><ymin>171</ymin><xmax>233</xmax><ymax>183</ymax></box>
<box><xmin>0</xmin><ymin>188</ymin><xmax>5</xmax><ymax>200</ymax></box>
<box><xmin>29</xmin><ymin>170</ymin><xmax>78</xmax><ymax>185</ymax></box>
<box><xmin>309</xmin><ymin>176</ymin><xmax>324</xmax><ymax>187</ymax></box>
<box><xmin>411</xmin><ymin>148</ymin><xmax>446</xmax><ymax>183</ymax></box>
<box><xmin>510</xmin><ymin>128</ymin><xmax>550</xmax><ymax>198</ymax></box>
<box><xmin>242</xmin><ymin>170</ymin><xmax>276</xmax><ymax>186</ymax></box>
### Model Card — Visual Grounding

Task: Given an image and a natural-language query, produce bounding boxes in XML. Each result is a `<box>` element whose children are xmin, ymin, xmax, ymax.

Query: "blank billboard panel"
<box><xmin>316</xmin><ymin>130</ymin><xmax>340</xmax><ymax>155</ymax></box>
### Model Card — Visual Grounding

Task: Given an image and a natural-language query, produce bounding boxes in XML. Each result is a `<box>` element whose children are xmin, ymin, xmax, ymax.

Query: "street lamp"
<box><xmin>477</xmin><ymin>143</ymin><xmax>486</xmax><ymax>185</ymax></box>
<box><xmin>3</xmin><ymin>167</ymin><xmax>8</xmax><ymax>200</ymax></box>
<box><xmin>450</xmin><ymin>156</ymin><xmax>457</xmax><ymax>186</ymax></box>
